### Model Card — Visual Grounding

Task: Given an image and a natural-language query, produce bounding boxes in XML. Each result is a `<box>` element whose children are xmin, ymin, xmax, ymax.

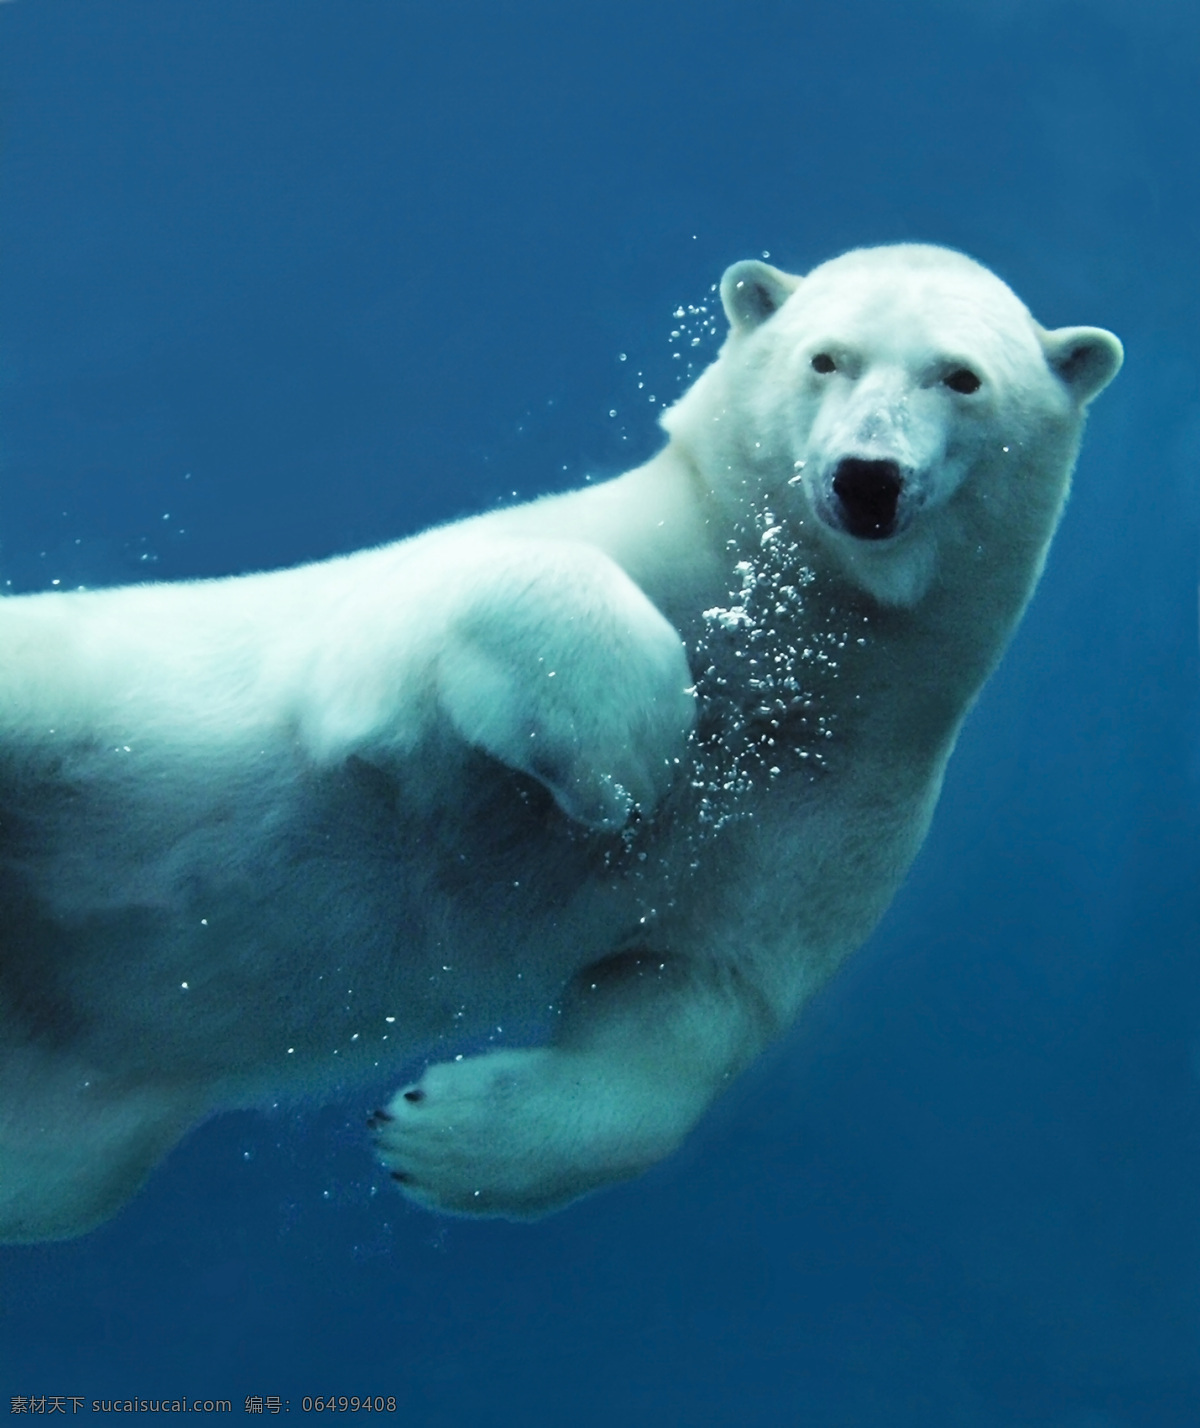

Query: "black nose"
<box><xmin>831</xmin><ymin>458</ymin><xmax>904</xmax><ymax>540</ymax></box>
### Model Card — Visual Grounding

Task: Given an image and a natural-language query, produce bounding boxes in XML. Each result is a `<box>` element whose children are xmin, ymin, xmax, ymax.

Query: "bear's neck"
<box><xmin>576</xmin><ymin>441</ymin><xmax>1064</xmax><ymax>777</ymax></box>
<box><xmin>788</xmin><ymin>465</ymin><xmax>1068</xmax><ymax>775</ymax></box>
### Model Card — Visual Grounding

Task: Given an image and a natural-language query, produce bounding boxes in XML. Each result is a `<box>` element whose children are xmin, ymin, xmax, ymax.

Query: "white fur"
<box><xmin>0</xmin><ymin>244</ymin><xmax>1121</xmax><ymax>1239</ymax></box>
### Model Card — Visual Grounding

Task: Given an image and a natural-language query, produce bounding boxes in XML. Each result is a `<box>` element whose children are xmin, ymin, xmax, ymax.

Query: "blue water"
<box><xmin>1</xmin><ymin>2</ymin><xmax>1198</xmax><ymax>1423</ymax></box>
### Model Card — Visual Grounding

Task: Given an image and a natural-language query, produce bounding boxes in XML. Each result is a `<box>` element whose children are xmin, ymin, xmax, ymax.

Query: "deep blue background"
<box><xmin>1</xmin><ymin>1</ymin><xmax>1198</xmax><ymax>1423</ymax></box>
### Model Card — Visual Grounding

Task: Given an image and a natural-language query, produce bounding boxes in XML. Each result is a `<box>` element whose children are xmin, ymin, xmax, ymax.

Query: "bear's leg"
<box><xmin>434</xmin><ymin>541</ymin><xmax>695</xmax><ymax>830</ymax></box>
<box><xmin>372</xmin><ymin>951</ymin><xmax>775</xmax><ymax>1217</ymax></box>
<box><xmin>0</xmin><ymin>1049</ymin><xmax>204</xmax><ymax>1242</ymax></box>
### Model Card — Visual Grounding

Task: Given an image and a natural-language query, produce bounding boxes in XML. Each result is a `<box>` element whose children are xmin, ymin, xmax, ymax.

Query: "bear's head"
<box><xmin>662</xmin><ymin>244</ymin><xmax>1122</xmax><ymax>608</ymax></box>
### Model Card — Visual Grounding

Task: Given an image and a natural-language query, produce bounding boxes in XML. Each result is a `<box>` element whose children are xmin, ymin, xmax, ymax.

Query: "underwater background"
<box><xmin>0</xmin><ymin>1</ymin><xmax>1198</xmax><ymax>1423</ymax></box>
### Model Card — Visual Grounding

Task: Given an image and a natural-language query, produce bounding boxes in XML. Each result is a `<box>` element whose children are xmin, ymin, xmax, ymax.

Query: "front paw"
<box><xmin>436</xmin><ymin>541</ymin><xmax>694</xmax><ymax>829</ymax></box>
<box><xmin>371</xmin><ymin>1048</ymin><xmax>638</xmax><ymax>1218</ymax></box>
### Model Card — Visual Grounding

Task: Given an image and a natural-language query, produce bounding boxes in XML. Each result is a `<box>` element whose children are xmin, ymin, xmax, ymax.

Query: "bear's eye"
<box><xmin>944</xmin><ymin>368</ymin><xmax>982</xmax><ymax>394</ymax></box>
<box><xmin>811</xmin><ymin>353</ymin><xmax>837</xmax><ymax>374</ymax></box>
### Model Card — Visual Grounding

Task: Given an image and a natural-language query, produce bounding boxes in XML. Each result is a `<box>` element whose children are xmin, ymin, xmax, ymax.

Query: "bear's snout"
<box><xmin>830</xmin><ymin>457</ymin><xmax>904</xmax><ymax>541</ymax></box>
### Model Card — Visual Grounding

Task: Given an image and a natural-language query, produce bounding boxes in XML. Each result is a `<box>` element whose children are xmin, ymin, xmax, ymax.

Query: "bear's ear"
<box><xmin>1041</xmin><ymin>326</ymin><xmax>1124</xmax><ymax>405</ymax></box>
<box><xmin>720</xmin><ymin>260</ymin><xmax>801</xmax><ymax>333</ymax></box>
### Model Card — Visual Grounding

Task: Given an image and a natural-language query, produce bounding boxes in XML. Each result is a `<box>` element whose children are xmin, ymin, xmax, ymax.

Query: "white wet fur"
<box><xmin>0</xmin><ymin>245</ymin><xmax>1121</xmax><ymax>1239</ymax></box>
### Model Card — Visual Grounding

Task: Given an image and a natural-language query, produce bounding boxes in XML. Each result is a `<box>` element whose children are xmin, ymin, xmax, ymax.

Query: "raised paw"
<box><xmin>436</xmin><ymin>541</ymin><xmax>695</xmax><ymax>829</ymax></box>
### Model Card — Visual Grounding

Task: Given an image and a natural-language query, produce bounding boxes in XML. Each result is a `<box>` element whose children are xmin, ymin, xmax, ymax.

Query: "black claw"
<box><xmin>403</xmin><ymin>1088</ymin><xmax>425</xmax><ymax>1103</ymax></box>
<box><xmin>390</xmin><ymin>1170</ymin><xmax>413</xmax><ymax>1184</ymax></box>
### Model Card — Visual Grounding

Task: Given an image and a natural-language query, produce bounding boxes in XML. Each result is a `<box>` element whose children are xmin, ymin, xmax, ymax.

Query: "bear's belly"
<box><xmin>0</xmin><ymin>712</ymin><xmax>928</xmax><ymax>1108</ymax></box>
<box><xmin>0</xmin><ymin>742</ymin><xmax>678</xmax><ymax>1100</ymax></box>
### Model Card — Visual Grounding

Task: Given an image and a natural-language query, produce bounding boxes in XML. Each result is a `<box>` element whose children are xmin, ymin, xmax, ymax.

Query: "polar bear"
<box><xmin>0</xmin><ymin>244</ymin><xmax>1121</xmax><ymax>1241</ymax></box>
